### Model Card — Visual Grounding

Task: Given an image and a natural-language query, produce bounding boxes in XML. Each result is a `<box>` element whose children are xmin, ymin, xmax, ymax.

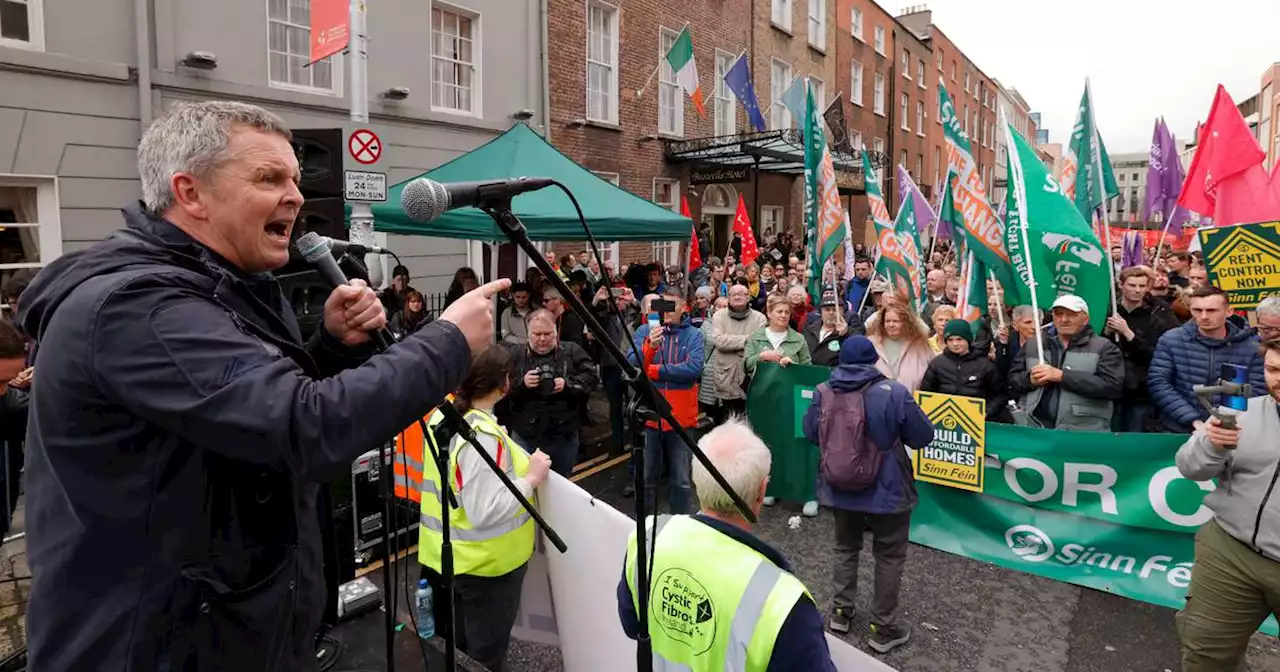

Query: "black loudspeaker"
<box><xmin>278</xmin><ymin>128</ymin><xmax>347</xmax><ymax>341</ymax></box>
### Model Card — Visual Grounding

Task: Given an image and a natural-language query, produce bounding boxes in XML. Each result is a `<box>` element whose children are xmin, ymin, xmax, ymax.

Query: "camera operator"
<box><xmin>1174</xmin><ymin>338</ymin><xmax>1280</xmax><ymax>671</ymax></box>
<box><xmin>502</xmin><ymin>309</ymin><xmax>598</xmax><ymax>476</ymax></box>
<box><xmin>16</xmin><ymin>101</ymin><xmax>504</xmax><ymax>670</ymax></box>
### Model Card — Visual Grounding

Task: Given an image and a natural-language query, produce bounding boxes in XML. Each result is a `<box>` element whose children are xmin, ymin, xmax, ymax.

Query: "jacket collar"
<box><xmin>691</xmin><ymin>514</ymin><xmax>792</xmax><ymax>572</ymax></box>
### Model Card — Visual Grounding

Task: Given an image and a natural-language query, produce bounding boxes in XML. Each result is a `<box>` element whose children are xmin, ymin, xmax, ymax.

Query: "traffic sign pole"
<box><xmin>347</xmin><ymin>0</ymin><xmax>381</xmax><ymax>287</ymax></box>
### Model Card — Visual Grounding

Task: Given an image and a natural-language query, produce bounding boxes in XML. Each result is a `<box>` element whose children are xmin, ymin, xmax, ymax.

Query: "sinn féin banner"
<box><xmin>746</xmin><ymin>363</ymin><xmax>1277</xmax><ymax>634</ymax></box>
<box><xmin>1199</xmin><ymin>221</ymin><xmax>1280</xmax><ymax>310</ymax></box>
<box><xmin>912</xmin><ymin>392</ymin><xmax>986</xmax><ymax>492</ymax></box>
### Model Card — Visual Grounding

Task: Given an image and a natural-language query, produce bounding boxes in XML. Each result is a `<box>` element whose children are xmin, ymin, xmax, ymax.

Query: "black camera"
<box><xmin>536</xmin><ymin>363</ymin><xmax>556</xmax><ymax>395</ymax></box>
<box><xmin>650</xmin><ymin>298</ymin><xmax>677</xmax><ymax>314</ymax></box>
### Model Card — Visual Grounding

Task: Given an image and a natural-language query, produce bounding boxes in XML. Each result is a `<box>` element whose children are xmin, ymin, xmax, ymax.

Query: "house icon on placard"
<box><xmin>926</xmin><ymin>397</ymin><xmax>984</xmax><ymax>440</ymax></box>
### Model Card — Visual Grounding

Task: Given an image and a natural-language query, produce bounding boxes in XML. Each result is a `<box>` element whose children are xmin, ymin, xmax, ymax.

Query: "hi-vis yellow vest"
<box><xmin>418</xmin><ymin>408</ymin><xmax>535</xmax><ymax>577</ymax></box>
<box><xmin>625</xmin><ymin>515</ymin><xmax>809</xmax><ymax>672</ymax></box>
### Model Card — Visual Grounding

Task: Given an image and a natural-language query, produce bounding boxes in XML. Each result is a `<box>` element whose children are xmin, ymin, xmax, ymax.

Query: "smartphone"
<box><xmin>647</xmin><ymin>312</ymin><xmax>660</xmax><ymax>330</ymax></box>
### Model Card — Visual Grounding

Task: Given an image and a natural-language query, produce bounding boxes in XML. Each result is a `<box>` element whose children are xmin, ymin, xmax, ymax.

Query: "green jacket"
<box><xmin>744</xmin><ymin>327</ymin><xmax>812</xmax><ymax>375</ymax></box>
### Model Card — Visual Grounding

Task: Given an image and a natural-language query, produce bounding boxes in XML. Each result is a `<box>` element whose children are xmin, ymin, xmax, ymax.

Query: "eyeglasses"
<box><xmin>1258</xmin><ymin>325</ymin><xmax>1280</xmax><ymax>335</ymax></box>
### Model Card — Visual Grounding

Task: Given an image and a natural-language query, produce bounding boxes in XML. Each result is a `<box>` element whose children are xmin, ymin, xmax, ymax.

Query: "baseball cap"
<box><xmin>820</xmin><ymin>288</ymin><xmax>839</xmax><ymax>307</ymax></box>
<box><xmin>1050</xmin><ymin>294</ymin><xmax>1089</xmax><ymax>314</ymax></box>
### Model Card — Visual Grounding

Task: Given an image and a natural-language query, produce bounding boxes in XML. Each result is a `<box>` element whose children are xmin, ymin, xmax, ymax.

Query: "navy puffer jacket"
<box><xmin>1148</xmin><ymin>320</ymin><xmax>1266</xmax><ymax>432</ymax></box>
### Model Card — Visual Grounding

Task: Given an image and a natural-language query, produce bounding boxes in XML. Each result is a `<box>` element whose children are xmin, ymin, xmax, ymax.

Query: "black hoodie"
<box><xmin>18</xmin><ymin>204</ymin><xmax>472</xmax><ymax>671</ymax></box>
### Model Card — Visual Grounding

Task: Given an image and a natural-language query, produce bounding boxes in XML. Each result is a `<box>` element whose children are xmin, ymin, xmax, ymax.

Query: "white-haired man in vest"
<box><xmin>616</xmin><ymin>418</ymin><xmax>836</xmax><ymax>671</ymax></box>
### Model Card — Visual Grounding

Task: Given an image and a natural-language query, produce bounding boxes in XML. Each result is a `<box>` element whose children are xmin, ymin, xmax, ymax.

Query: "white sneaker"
<box><xmin>802</xmin><ymin>500</ymin><xmax>819</xmax><ymax>517</ymax></box>
<box><xmin>763</xmin><ymin>496</ymin><xmax>776</xmax><ymax>506</ymax></box>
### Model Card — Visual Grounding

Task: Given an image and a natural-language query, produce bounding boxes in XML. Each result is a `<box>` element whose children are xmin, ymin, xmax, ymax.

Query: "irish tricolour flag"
<box><xmin>665</xmin><ymin>26</ymin><xmax>705</xmax><ymax>116</ymax></box>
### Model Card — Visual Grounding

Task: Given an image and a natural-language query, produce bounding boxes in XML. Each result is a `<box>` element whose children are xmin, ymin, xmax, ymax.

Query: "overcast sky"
<box><xmin>893</xmin><ymin>0</ymin><xmax>1280</xmax><ymax>153</ymax></box>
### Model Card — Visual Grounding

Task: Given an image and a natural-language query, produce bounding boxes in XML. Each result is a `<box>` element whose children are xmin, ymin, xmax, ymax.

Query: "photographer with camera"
<box><xmin>1174</xmin><ymin>338</ymin><xmax>1280</xmax><ymax>671</ymax></box>
<box><xmin>501</xmin><ymin>309</ymin><xmax>598</xmax><ymax>476</ymax></box>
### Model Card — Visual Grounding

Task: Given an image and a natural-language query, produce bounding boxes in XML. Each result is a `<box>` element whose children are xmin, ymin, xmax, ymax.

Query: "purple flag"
<box><xmin>897</xmin><ymin>164</ymin><xmax>937</xmax><ymax>235</ymax></box>
<box><xmin>1142</xmin><ymin>119</ymin><xmax>1167</xmax><ymax>222</ymax></box>
<box><xmin>1163</xmin><ymin>124</ymin><xmax>1191</xmax><ymax>232</ymax></box>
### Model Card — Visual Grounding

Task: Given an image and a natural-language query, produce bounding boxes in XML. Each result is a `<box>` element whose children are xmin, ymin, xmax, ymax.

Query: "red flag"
<box><xmin>1212</xmin><ymin>163</ymin><xmax>1280</xmax><ymax>225</ymax></box>
<box><xmin>733</xmin><ymin>195</ymin><xmax>760</xmax><ymax>267</ymax></box>
<box><xmin>1178</xmin><ymin>85</ymin><xmax>1266</xmax><ymax>217</ymax></box>
<box><xmin>309</xmin><ymin>0</ymin><xmax>349</xmax><ymax>64</ymax></box>
<box><xmin>683</xmin><ymin>196</ymin><xmax>702</xmax><ymax>271</ymax></box>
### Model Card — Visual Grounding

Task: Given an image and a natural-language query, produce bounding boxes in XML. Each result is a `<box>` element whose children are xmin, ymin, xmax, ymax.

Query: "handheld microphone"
<box><xmin>400</xmin><ymin>177</ymin><xmax>554</xmax><ymax>223</ymax></box>
<box><xmin>294</xmin><ymin>231</ymin><xmax>392</xmax><ymax>351</ymax></box>
<box><xmin>327</xmin><ymin>238</ymin><xmax>390</xmax><ymax>256</ymax></box>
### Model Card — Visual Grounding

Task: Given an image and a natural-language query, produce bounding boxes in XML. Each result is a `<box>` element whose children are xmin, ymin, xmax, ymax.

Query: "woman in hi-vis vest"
<box><xmin>418</xmin><ymin>345</ymin><xmax>552</xmax><ymax>671</ymax></box>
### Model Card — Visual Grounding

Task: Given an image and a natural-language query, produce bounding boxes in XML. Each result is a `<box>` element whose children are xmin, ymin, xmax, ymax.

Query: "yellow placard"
<box><xmin>911</xmin><ymin>391</ymin><xmax>986</xmax><ymax>492</ymax></box>
<box><xmin>1199</xmin><ymin>221</ymin><xmax>1280</xmax><ymax>310</ymax></box>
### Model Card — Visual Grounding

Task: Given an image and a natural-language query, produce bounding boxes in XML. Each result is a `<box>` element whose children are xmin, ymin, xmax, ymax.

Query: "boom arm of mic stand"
<box><xmin>435</xmin><ymin>402</ymin><xmax>568</xmax><ymax>554</ymax></box>
<box><xmin>483</xmin><ymin>204</ymin><xmax>756</xmax><ymax>524</ymax></box>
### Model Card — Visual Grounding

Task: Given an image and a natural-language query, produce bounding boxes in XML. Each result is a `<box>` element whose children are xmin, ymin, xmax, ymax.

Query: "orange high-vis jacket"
<box><xmin>393</xmin><ymin>395</ymin><xmax>453</xmax><ymax>502</ymax></box>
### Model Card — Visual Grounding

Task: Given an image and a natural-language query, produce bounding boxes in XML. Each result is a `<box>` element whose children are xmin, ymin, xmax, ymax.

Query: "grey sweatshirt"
<box><xmin>1176</xmin><ymin>394</ymin><xmax>1280</xmax><ymax>561</ymax></box>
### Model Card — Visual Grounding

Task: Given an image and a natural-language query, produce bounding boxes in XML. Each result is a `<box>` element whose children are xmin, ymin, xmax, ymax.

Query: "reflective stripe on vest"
<box><xmin>625</xmin><ymin>515</ymin><xmax>808</xmax><ymax>672</ymax></box>
<box><xmin>418</xmin><ymin>408</ymin><xmax>535</xmax><ymax>577</ymax></box>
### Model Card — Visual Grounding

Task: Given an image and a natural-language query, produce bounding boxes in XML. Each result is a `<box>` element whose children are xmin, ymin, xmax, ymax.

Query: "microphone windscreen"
<box><xmin>401</xmin><ymin>178</ymin><xmax>449</xmax><ymax>223</ymax></box>
<box><xmin>294</xmin><ymin>231</ymin><xmax>331</xmax><ymax>263</ymax></box>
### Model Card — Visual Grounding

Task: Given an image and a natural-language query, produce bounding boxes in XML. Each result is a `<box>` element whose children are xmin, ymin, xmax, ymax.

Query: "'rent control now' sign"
<box><xmin>1199</xmin><ymin>221</ymin><xmax>1280</xmax><ymax>310</ymax></box>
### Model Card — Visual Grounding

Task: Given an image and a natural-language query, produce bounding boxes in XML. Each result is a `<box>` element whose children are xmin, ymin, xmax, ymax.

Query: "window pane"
<box><xmin>268</xmin><ymin>0</ymin><xmax>289</xmax><ymax>21</ymax></box>
<box><xmin>269</xmin><ymin>51</ymin><xmax>289</xmax><ymax>82</ymax></box>
<box><xmin>312</xmin><ymin>58</ymin><xmax>332</xmax><ymax>88</ymax></box>
<box><xmin>289</xmin><ymin>55</ymin><xmax>308</xmax><ymax>86</ymax></box>
<box><xmin>288</xmin><ymin>0</ymin><xmax>309</xmax><ymax>25</ymax></box>
<box><xmin>288</xmin><ymin>25</ymin><xmax>308</xmax><ymax>57</ymax></box>
<box><xmin>0</xmin><ymin>1</ymin><xmax>30</xmax><ymax>41</ymax></box>
<box><xmin>269</xmin><ymin>22</ymin><xmax>288</xmax><ymax>51</ymax></box>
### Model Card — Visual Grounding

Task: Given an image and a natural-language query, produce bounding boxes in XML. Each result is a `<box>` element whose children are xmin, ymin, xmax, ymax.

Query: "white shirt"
<box><xmin>448</xmin><ymin>415</ymin><xmax>535</xmax><ymax>530</ymax></box>
<box><xmin>765</xmin><ymin>327</ymin><xmax>788</xmax><ymax>350</ymax></box>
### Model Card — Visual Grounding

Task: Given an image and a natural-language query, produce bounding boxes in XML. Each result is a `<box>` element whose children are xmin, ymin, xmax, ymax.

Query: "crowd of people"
<box><xmin>386</xmin><ymin>226</ymin><xmax>1280</xmax><ymax>667</ymax></box>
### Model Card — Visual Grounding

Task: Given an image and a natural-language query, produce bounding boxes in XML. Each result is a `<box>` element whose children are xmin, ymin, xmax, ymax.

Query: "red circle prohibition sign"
<box><xmin>348</xmin><ymin>129</ymin><xmax>382</xmax><ymax>165</ymax></box>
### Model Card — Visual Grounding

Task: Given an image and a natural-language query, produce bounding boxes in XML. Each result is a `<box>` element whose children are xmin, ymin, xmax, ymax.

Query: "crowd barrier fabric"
<box><xmin>511</xmin><ymin>473</ymin><xmax>902</xmax><ymax>670</ymax></box>
<box><xmin>746</xmin><ymin>362</ymin><xmax>1279</xmax><ymax>636</ymax></box>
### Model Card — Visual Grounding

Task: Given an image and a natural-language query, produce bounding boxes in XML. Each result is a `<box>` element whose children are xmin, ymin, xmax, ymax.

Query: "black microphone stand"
<box><xmin>480</xmin><ymin>199</ymin><xmax>755</xmax><ymax>672</ymax></box>
<box><xmin>427</xmin><ymin>401</ymin><xmax>568</xmax><ymax>672</ymax></box>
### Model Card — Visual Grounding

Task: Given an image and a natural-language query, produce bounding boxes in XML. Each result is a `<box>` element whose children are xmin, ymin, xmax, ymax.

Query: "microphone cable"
<box><xmin>546</xmin><ymin>180</ymin><xmax>664</xmax><ymax>622</ymax></box>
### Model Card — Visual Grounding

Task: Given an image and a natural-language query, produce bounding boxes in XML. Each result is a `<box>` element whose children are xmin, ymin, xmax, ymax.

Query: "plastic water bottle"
<box><xmin>416</xmin><ymin>579</ymin><xmax>436</xmax><ymax>639</ymax></box>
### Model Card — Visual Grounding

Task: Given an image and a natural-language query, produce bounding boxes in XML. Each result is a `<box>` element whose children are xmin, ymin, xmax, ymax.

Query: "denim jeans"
<box><xmin>643</xmin><ymin>429</ymin><xmax>694</xmax><ymax>514</ymax></box>
<box><xmin>1118</xmin><ymin>401</ymin><xmax>1154</xmax><ymax>433</ymax></box>
<box><xmin>515</xmin><ymin>431</ymin><xmax>580</xmax><ymax>477</ymax></box>
<box><xmin>602</xmin><ymin>366</ymin><xmax>628</xmax><ymax>452</ymax></box>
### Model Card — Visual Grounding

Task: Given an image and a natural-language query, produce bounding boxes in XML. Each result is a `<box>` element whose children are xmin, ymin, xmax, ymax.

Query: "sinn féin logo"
<box><xmin>1005</xmin><ymin>525</ymin><xmax>1055</xmax><ymax>563</ymax></box>
<box><xmin>1041</xmin><ymin>232</ymin><xmax>1104</xmax><ymax>266</ymax></box>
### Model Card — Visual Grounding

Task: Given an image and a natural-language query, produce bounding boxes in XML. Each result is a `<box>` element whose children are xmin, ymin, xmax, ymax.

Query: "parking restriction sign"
<box><xmin>347</xmin><ymin>129</ymin><xmax>382</xmax><ymax>165</ymax></box>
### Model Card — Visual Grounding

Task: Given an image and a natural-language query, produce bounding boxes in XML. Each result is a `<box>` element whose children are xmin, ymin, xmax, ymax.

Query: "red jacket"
<box><xmin>629</xmin><ymin>317</ymin><xmax>704</xmax><ymax>430</ymax></box>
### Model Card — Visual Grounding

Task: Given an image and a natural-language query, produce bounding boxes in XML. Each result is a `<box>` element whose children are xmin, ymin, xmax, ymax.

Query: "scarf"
<box><xmin>728</xmin><ymin>306</ymin><xmax>752</xmax><ymax>321</ymax></box>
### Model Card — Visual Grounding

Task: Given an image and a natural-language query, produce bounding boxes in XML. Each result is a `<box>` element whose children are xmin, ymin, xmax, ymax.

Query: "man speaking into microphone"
<box><xmin>16</xmin><ymin>101</ymin><xmax>505</xmax><ymax>670</ymax></box>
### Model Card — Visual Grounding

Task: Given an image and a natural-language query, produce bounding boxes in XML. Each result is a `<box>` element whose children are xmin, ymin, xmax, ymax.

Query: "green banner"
<box><xmin>746</xmin><ymin>363</ymin><xmax>1278</xmax><ymax>634</ymax></box>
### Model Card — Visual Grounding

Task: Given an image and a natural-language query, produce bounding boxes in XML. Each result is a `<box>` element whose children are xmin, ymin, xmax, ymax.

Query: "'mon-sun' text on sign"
<box><xmin>1200</xmin><ymin>221</ymin><xmax>1280</xmax><ymax>310</ymax></box>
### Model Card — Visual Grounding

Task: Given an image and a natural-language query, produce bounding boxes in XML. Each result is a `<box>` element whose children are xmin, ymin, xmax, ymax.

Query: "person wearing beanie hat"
<box><xmin>804</xmin><ymin>286</ymin><xmax>865</xmax><ymax>367</ymax></box>
<box><xmin>802</xmin><ymin>334</ymin><xmax>934</xmax><ymax>651</ymax></box>
<box><xmin>1008</xmin><ymin>293</ymin><xmax>1124</xmax><ymax>431</ymax></box>
<box><xmin>920</xmin><ymin>319</ymin><xmax>1014</xmax><ymax>423</ymax></box>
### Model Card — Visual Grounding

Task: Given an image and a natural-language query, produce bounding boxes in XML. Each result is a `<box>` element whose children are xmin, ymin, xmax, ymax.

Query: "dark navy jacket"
<box><xmin>616</xmin><ymin>514</ymin><xmax>837</xmax><ymax>672</ymax></box>
<box><xmin>19</xmin><ymin>204</ymin><xmax>472</xmax><ymax>671</ymax></box>
<box><xmin>1148</xmin><ymin>320</ymin><xmax>1266</xmax><ymax>432</ymax></box>
<box><xmin>803</xmin><ymin>363</ymin><xmax>935</xmax><ymax>515</ymax></box>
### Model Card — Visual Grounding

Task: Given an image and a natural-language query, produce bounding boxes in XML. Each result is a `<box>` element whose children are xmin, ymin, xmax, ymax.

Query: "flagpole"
<box><xmin>1086</xmin><ymin>78</ymin><xmax>1119</xmax><ymax>317</ymax></box>
<box><xmin>1002</xmin><ymin>111</ymin><xmax>1045</xmax><ymax>364</ymax></box>
<box><xmin>1153</xmin><ymin>204</ymin><xmax>1180</xmax><ymax>266</ymax></box>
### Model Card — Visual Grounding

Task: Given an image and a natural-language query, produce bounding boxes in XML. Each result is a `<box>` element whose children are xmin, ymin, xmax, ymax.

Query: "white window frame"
<box><xmin>429</xmin><ymin>2</ymin><xmax>482</xmax><ymax>118</ymax></box>
<box><xmin>0</xmin><ymin>0</ymin><xmax>43</xmax><ymax>51</ymax></box>
<box><xmin>964</xmin><ymin>71</ymin><xmax>971</xmax><ymax>94</ymax></box>
<box><xmin>916</xmin><ymin>154</ymin><xmax>923</xmax><ymax>182</ymax></box>
<box><xmin>916</xmin><ymin>101</ymin><xmax>925</xmax><ymax>136</ymax></box>
<box><xmin>810</xmin><ymin>76</ymin><xmax>824</xmax><ymax>112</ymax></box>
<box><xmin>901</xmin><ymin>49</ymin><xmax>910</xmax><ymax>80</ymax></box>
<box><xmin>0</xmin><ymin>175</ymin><xmax>63</xmax><ymax>308</ymax></box>
<box><xmin>917</xmin><ymin>59</ymin><xmax>926</xmax><ymax>89</ymax></box>
<box><xmin>590</xmin><ymin>172</ymin><xmax>622</xmax><ymax>266</ymax></box>
<box><xmin>807</xmin><ymin>0</ymin><xmax>825</xmax><ymax>50</ymax></box>
<box><xmin>652</xmin><ymin>178</ymin><xmax>682</xmax><ymax>266</ymax></box>
<box><xmin>873</xmin><ymin>26</ymin><xmax>885</xmax><ymax>56</ymax></box>
<box><xmin>658</xmin><ymin>27</ymin><xmax>684</xmax><ymax>137</ymax></box>
<box><xmin>933</xmin><ymin>147</ymin><xmax>941</xmax><ymax>188</ymax></box>
<box><xmin>586</xmin><ymin>0</ymin><xmax>620</xmax><ymax>124</ymax></box>
<box><xmin>761</xmin><ymin>206</ymin><xmax>783</xmax><ymax>235</ymax></box>
<box><xmin>873</xmin><ymin>72</ymin><xmax>885</xmax><ymax>116</ymax></box>
<box><xmin>850</xmin><ymin>131</ymin><xmax>863</xmax><ymax>151</ymax></box>
<box><xmin>900</xmin><ymin>150</ymin><xmax>908</xmax><ymax>173</ymax></box>
<box><xmin>714</xmin><ymin>50</ymin><xmax>738</xmax><ymax>136</ymax></box>
<box><xmin>900</xmin><ymin>93</ymin><xmax>910</xmax><ymax>130</ymax></box>
<box><xmin>936</xmin><ymin>49</ymin><xmax>943</xmax><ymax>72</ymax></box>
<box><xmin>266</xmin><ymin>0</ymin><xmax>343</xmax><ymax>96</ymax></box>
<box><xmin>771</xmin><ymin>0</ymin><xmax>792</xmax><ymax>31</ymax></box>
<box><xmin>850</xmin><ymin>7</ymin><xmax>863</xmax><ymax>41</ymax></box>
<box><xmin>873</xmin><ymin>137</ymin><xmax>884</xmax><ymax>155</ymax></box>
<box><xmin>850</xmin><ymin>60</ymin><xmax>864</xmax><ymax>107</ymax></box>
<box><xmin>770</xmin><ymin>58</ymin><xmax>793</xmax><ymax>130</ymax></box>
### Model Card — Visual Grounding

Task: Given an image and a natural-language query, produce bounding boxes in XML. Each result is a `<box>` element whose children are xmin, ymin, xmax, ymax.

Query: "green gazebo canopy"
<box><xmin>369</xmin><ymin>123</ymin><xmax>692</xmax><ymax>241</ymax></box>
